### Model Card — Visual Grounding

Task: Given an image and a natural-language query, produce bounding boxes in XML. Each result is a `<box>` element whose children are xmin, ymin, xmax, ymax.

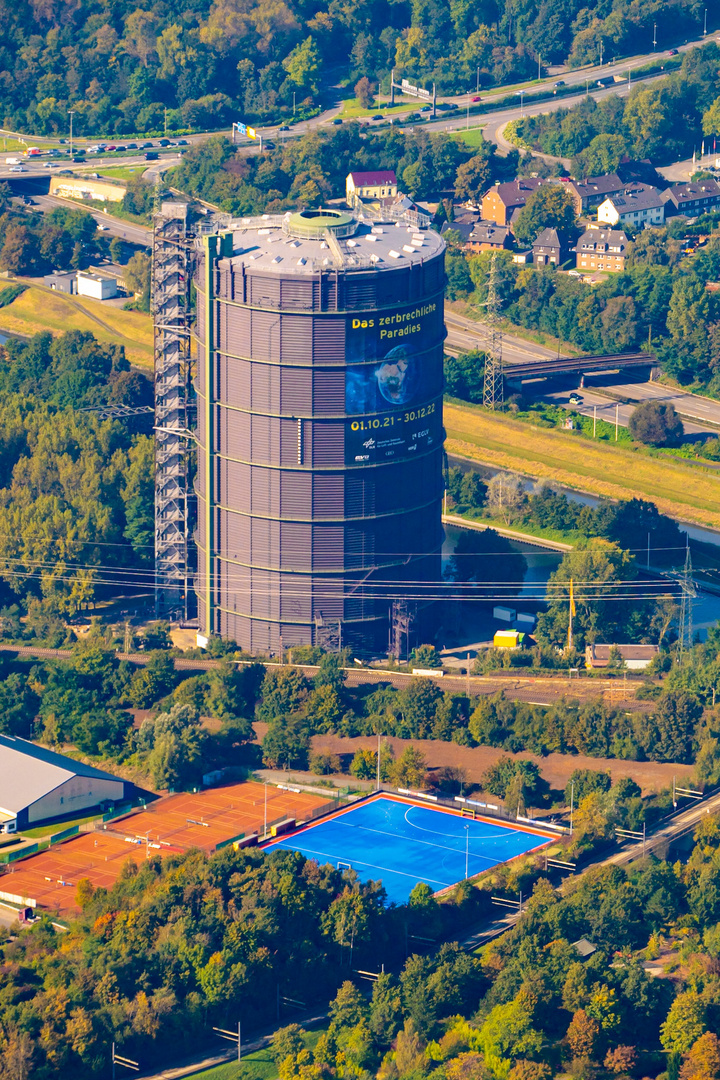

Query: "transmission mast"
<box><xmin>482</xmin><ymin>252</ymin><xmax>504</xmax><ymax>410</ymax></box>
<box><xmin>152</xmin><ymin>198</ymin><xmax>196</xmax><ymax>621</ymax></box>
<box><xmin>676</xmin><ymin>542</ymin><xmax>696</xmax><ymax>659</ymax></box>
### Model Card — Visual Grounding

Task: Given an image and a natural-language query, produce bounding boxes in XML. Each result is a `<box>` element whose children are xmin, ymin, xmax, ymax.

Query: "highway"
<box><xmin>445</xmin><ymin>308</ymin><xmax>559</xmax><ymax>366</ymax></box>
<box><xmin>544</xmin><ymin>380</ymin><xmax>720</xmax><ymax>437</ymax></box>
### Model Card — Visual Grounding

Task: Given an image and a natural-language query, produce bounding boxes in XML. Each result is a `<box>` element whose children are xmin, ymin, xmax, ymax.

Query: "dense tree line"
<box><xmin>0</xmin><ymin>331</ymin><xmax>153</xmax><ymax>624</ymax></box>
<box><xmin>167</xmin><ymin>125</ymin><xmax>515</xmax><ymax>211</ymax></box>
<box><xmin>0</xmin><ymin>0</ymin><xmax>704</xmax><ymax>138</ymax></box>
<box><xmin>0</xmin><ymin>190</ymin><xmax>108</xmax><ymax>276</ymax></box>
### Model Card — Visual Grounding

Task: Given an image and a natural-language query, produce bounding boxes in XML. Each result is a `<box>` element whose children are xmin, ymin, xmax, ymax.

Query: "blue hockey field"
<box><xmin>264</xmin><ymin>794</ymin><xmax>553</xmax><ymax>904</ymax></box>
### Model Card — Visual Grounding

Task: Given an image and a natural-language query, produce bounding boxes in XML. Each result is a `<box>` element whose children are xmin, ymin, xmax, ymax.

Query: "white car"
<box><xmin>98</xmin><ymin>224</ymin><xmax>110</xmax><ymax>230</ymax></box>
<box><xmin>9</xmin><ymin>165</ymin><xmax>24</xmax><ymax>172</ymax></box>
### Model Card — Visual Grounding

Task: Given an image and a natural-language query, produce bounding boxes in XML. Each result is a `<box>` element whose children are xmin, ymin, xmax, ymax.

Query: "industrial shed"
<box><xmin>0</xmin><ymin>735</ymin><xmax>127</xmax><ymax>833</ymax></box>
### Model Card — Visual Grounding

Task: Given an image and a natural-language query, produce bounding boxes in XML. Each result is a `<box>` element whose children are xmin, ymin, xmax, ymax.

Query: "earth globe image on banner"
<box><xmin>374</xmin><ymin>345</ymin><xmax>417</xmax><ymax>405</ymax></box>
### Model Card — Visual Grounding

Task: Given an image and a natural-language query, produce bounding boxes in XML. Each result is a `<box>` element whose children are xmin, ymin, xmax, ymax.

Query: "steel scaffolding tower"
<box><xmin>153</xmin><ymin>200</ymin><xmax>195</xmax><ymax>620</ymax></box>
<box><xmin>482</xmin><ymin>252</ymin><xmax>504</xmax><ymax>410</ymax></box>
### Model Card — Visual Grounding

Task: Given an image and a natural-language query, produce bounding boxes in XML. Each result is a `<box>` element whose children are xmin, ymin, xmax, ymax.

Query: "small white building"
<box><xmin>76</xmin><ymin>272</ymin><xmax>117</xmax><ymax>300</ymax></box>
<box><xmin>585</xmin><ymin>644</ymin><xmax>659</xmax><ymax>670</ymax></box>
<box><xmin>597</xmin><ymin>184</ymin><xmax>664</xmax><ymax>228</ymax></box>
<box><xmin>0</xmin><ymin>735</ymin><xmax>127</xmax><ymax>832</ymax></box>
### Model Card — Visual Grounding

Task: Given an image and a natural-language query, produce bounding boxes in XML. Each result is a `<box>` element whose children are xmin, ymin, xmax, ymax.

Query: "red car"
<box><xmin>472</xmin><ymin>95</ymin><xmax>482</xmax><ymax>102</ymax></box>
<box><xmin>105</xmin><ymin>144</ymin><xmax>117</xmax><ymax>151</ymax></box>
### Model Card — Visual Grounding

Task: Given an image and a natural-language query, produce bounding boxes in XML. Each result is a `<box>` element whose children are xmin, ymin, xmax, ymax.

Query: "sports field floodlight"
<box><xmin>112</xmin><ymin>1044</ymin><xmax>139</xmax><ymax>1080</ymax></box>
<box><xmin>213</xmin><ymin>1022</ymin><xmax>241</xmax><ymax>1063</ymax></box>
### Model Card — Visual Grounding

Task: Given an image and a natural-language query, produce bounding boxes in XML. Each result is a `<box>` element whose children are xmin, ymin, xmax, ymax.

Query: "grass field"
<box><xmin>21</xmin><ymin>813</ymin><xmax>104</xmax><ymax>840</ymax></box>
<box><xmin>444</xmin><ymin>400</ymin><xmax>720</xmax><ymax>529</ymax></box>
<box><xmin>189</xmin><ymin>1029</ymin><xmax>322</xmax><ymax>1080</ymax></box>
<box><xmin>0</xmin><ymin>284</ymin><xmax>153</xmax><ymax>367</ymax></box>
<box><xmin>94</xmin><ymin>165</ymin><xmax>146</xmax><ymax>181</ymax></box>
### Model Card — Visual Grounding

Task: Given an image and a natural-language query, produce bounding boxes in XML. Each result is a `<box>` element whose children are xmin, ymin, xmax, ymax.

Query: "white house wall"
<box><xmin>28</xmin><ymin>775</ymin><xmax>124</xmax><ymax>823</ymax></box>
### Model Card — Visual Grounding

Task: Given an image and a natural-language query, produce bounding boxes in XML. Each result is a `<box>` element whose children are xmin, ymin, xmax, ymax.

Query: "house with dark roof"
<box><xmin>0</xmin><ymin>735</ymin><xmax>128</xmax><ymax>833</ymax></box>
<box><xmin>598</xmin><ymin>183</ymin><xmax>665</xmax><ymax>227</ymax></box>
<box><xmin>481</xmin><ymin>178</ymin><xmax>545</xmax><ymax>227</ymax></box>
<box><xmin>346</xmin><ymin>170</ymin><xmax>397</xmax><ymax>206</ymax></box>
<box><xmin>565</xmin><ymin>173</ymin><xmax>625</xmax><ymax>213</ymax></box>
<box><xmin>663</xmin><ymin>179</ymin><xmax>720</xmax><ymax>216</ymax></box>
<box><xmin>441</xmin><ymin>219</ymin><xmax>510</xmax><ymax>250</ymax></box>
<box><xmin>575</xmin><ymin>226</ymin><xmax>628</xmax><ymax>272</ymax></box>
<box><xmin>532</xmin><ymin>228</ymin><xmax>568</xmax><ymax>266</ymax></box>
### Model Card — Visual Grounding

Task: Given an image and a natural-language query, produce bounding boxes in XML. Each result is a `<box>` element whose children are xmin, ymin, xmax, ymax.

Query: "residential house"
<box><xmin>597</xmin><ymin>183</ymin><xmax>665</xmax><ymax>228</ymax></box>
<box><xmin>575</xmin><ymin>226</ymin><xmax>628</xmax><ymax>272</ymax></box>
<box><xmin>565</xmin><ymin>173</ymin><xmax>625</xmax><ymax>214</ymax></box>
<box><xmin>532</xmin><ymin>228</ymin><xmax>568</xmax><ymax>266</ymax></box>
<box><xmin>662</xmin><ymin>179</ymin><xmax>720</xmax><ymax>216</ymax></box>
<box><xmin>346</xmin><ymin>170</ymin><xmax>397</xmax><ymax>207</ymax></box>
<box><xmin>585</xmin><ymin>643</ymin><xmax>659</xmax><ymax>670</ymax></box>
<box><xmin>481</xmin><ymin>178</ymin><xmax>545</xmax><ymax>228</ymax></box>
<box><xmin>441</xmin><ymin>219</ymin><xmax>510</xmax><ymax>250</ymax></box>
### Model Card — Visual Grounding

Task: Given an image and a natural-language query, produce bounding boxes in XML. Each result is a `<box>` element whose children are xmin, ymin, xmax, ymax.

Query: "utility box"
<box><xmin>517</xmin><ymin>612</ymin><xmax>536</xmax><ymax>627</ymax></box>
<box><xmin>493</xmin><ymin>605</ymin><xmax>516</xmax><ymax>622</ymax></box>
<box><xmin>493</xmin><ymin>630</ymin><xmax>525</xmax><ymax>649</ymax></box>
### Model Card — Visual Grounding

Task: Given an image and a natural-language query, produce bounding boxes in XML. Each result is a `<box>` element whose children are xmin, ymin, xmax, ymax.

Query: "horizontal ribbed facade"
<box><xmin>194</xmin><ymin>220</ymin><xmax>446</xmax><ymax>653</ymax></box>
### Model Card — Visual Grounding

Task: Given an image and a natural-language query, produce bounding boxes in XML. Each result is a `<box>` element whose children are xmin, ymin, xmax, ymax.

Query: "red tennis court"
<box><xmin>107</xmin><ymin>781</ymin><xmax>331</xmax><ymax>853</ymax></box>
<box><xmin>0</xmin><ymin>782</ymin><xmax>333</xmax><ymax>918</ymax></box>
<box><xmin>0</xmin><ymin>833</ymin><xmax>142</xmax><ymax>918</ymax></box>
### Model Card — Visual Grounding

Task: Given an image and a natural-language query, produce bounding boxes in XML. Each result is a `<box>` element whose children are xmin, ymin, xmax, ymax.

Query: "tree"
<box><xmin>454</xmin><ymin>149</ymin><xmax>494</xmax><ymax>205</ymax></box>
<box><xmin>75</xmin><ymin>878</ymin><xmax>96</xmax><ymax>909</ymax></box>
<box><xmin>661</xmin><ymin>991</ymin><xmax>706</xmax><ymax>1053</ymax></box>
<box><xmin>680</xmin><ymin>1032</ymin><xmax>720</xmax><ymax>1080</ymax></box>
<box><xmin>604</xmin><ymin>1045</ymin><xmax>638</xmax><ymax>1074</ymax></box>
<box><xmin>566</xmin><ymin>1009</ymin><xmax>601</xmax><ymax>1060</ymax></box>
<box><xmin>262</xmin><ymin>715</ymin><xmax>309</xmax><ymax>769</ymax></box>
<box><xmin>410</xmin><ymin>644</ymin><xmax>442</xmax><ymax>669</ymax></box>
<box><xmin>129</xmin><ymin>651</ymin><xmax>176</xmax><ymax>708</ymax></box>
<box><xmin>350</xmin><ymin>748</ymin><xmax>377</xmax><ymax>779</ymax></box>
<box><xmin>355</xmin><ymin>77</ymin><xmax>375</xmax><ymax>109</ymax></box>
<box><xmin>389</xmin><ymin>746</ymin><xmax>427</xmax><ymax>788</ymax></box>
<box><xmin>629</xmin><ymin>401</ymin><xmax>684</xmax><ymax>447</ymax></box>
<box><xmin>485</xmin><ymin>473</ymin><xmax>525</xmax><ymax>524</ymax></box>
<box><xmin>513</xmin><ymin>184</ymin><xmax>577</xmax><ymax>245</ymax></box>
<box><xmin>124</xmin><ymin>252</ymin><xmax>151</xmax><ymax>310</ymax></box>
<box><xmin>271</xmin><ymin>1026</ymin><xmax>306</xmax><ymax>1066</ymax></box>
<box><xmin>536</xmin><ymin>539</ymin><xmax>641</xmax><ymax>649</ymax></box>
<box><xmin>643</xmin><ymin>691</ymin><xmax>702</xmax><ymax>763</ymax></box>
<box><xmin>283</xmin><ymin>37</ymin><xmax>321</xmax><ymax>93</ymax></box>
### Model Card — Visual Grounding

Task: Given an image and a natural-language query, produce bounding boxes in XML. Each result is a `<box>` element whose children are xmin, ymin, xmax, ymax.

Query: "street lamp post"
<box><xmin>704</xmin><ymin>7</ymin><xmax>708</xmax><ymax>34</ymax></box>
<box><xmin>476</xmin><ymin>66</ymin><xmax>480</xmax><ymax>93</ymax></box>
<box><xmin>653</xmin><ymin>21</ymin><xmax>657</xmax><ymax>49</ymax></box>
<box><xmin>518</xmin><ymin>89</ymin><xmax>525</xmax><ymax>118</ymax></box>
<box><xmin>68</xmin><ymin>109</ymin><xmax>75</xmax><ymax>157</ymax></box>
<box><xmin>465</xmin><ymin>824</ymin><xmax>470</xmax><ymax>879</ymax></box>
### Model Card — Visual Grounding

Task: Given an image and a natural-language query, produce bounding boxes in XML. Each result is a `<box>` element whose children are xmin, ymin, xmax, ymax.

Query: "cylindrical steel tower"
<box><xmin>194</xmin><ymin>209</ymin><xmax>446</xmax><ymax>653</ymax></box>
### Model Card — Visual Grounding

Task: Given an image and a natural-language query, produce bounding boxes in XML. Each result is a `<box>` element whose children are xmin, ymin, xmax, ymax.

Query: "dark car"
<box><xmin>554</xmin><ymin>80</ymin><xmax>565</xmax><ymax>87</ymax></box>
<box><xmin>332</xmin><ymin>117</ymin><xmax>343</xmax><ymax>124</ymax></box>
<box><xmin>140</xmin><ymin>141</ymin><xmax>154</xmax><ymax>148</ymax></box>
<box><xmin>279</xmin><ymin>124</ymin><xmax>291</xmax><ymax>131</ymax></box>
<box><xmin>72</xmin><ymin>155</ymin><xmax>85</xmax><ymax>162</ymax></box>
<box><xmin>125</xmin><ymin>143</ymin><xmax>138</xmax><ymax>149</ymax></box>
<box><xmin>371</xmin><ymin>113</ymin><xmax>383</xmax><ymax>121</ymax></box>
<box><xmin>263</xmin><ymin>140</ymin><xmax>275</xmax><ymax>149</ymax></box>
<box><xmin>145</xmin><ymin>151</ymin><xmax>159</xmax><ymax>160</ymax></box>
<box><xmin>159</xmin><ymin>138</ymin><xmax>170</xmax><ymax>146</ymax></box>
<box><xmin>176</xmin><ymin>139</ymin><xmax>188</xmax><ymax>145</ymax></box>
<box><xmin>420</xmin><ymin>104</ymin><xmax>432</xmax><ymax>112</ymax></box>
<box><xmin>669</xmin><ymin>47</ymin><xmax>679</xmax><ymax>55</ymax></box>
<box><xmin>446</xmin><ymin>102</ymin><xmax>459</xmax><ymax>109</ymax></box>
